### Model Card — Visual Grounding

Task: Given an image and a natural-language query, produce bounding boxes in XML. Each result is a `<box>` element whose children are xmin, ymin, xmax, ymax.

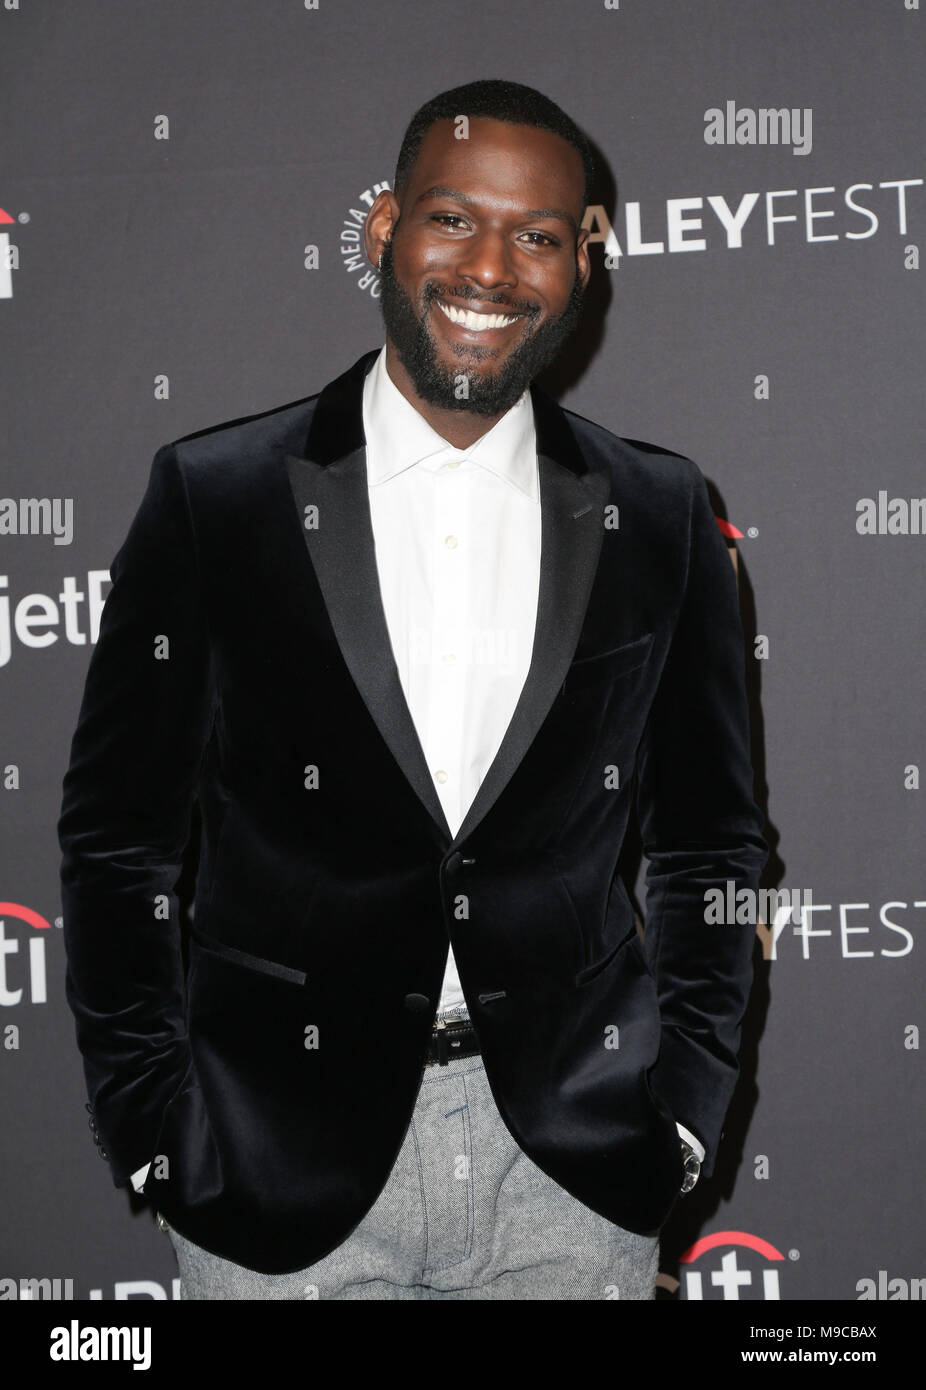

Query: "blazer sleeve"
<box><xmin>634</xmin><ymin>459</ymin><xmax>768</xmax><ymax>1177</ymax></box>
<box><xmin>57</xmin><ymin>443</ymin><xmax>215</xmax><ymax>1188</ymax></box>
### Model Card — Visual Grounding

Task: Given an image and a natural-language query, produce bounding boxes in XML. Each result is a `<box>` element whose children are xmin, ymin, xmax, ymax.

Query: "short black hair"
<box><xmin>393</xmin><ymin>79</ymin><xmax>596</xmax><ymax>215</ymax></box>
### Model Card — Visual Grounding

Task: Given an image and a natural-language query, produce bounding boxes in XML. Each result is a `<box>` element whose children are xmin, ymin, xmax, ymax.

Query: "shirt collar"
<box><xmin>362</xmin><ymin>344</ymin><xmax>538</xmax><ymax>501</ymax></box>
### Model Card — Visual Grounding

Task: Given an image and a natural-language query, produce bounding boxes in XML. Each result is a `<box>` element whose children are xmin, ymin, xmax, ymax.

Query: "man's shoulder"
<box><xmin>555</xmin><ymin>397</ymin><xmax>703</xmax><ymax>494</ymax></box>
<box><xmin>161</xmin><ymin>348</ymin><xmax>377</xmax><ymax>481</ymax></box>
<box><xmin>163</xmin><ymin>391</ymin><xmax>322</xmax><ymax>482</ymax></box>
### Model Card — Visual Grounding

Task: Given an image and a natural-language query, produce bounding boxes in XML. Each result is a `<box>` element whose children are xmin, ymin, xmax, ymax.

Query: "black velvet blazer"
<box><xmin>58</xmin><ymin>348</ymin><xmax>768</xmax><ymax>1273</ymax></box>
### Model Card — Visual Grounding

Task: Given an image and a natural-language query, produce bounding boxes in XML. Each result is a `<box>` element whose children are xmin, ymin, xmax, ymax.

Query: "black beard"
<box><xmin>376</xmin><ymin>238</ymin><xmax>584</xmax><ymax>417</ymax></box>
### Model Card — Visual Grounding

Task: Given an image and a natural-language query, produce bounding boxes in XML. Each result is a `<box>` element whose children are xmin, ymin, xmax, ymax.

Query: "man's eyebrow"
<box><xmin>414</xmin><ymin>185</ymin><xmax>578</xmax><ymax>233</ymax></box>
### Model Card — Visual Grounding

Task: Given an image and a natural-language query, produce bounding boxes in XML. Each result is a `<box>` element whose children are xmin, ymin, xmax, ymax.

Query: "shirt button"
<box><xmin>435</xmin><ymin>770</ymin><xmax>448</xmax><ymax>784</ymax></box>
<box><xmin>444</xmin><ymin>536</ymin><xmax>458</xmax><ymax>549</ymax></box>
<box><xmin>444</xmin><ymin>460</ymin><xmax>462</xmax><ymax>470</ymax></box>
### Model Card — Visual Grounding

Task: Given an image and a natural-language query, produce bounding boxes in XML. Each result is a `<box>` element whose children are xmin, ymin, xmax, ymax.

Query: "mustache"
<box><xmin>422</xmin><ymin>283</ymin><xmax>541</xmax><ymax>319</ymax></box>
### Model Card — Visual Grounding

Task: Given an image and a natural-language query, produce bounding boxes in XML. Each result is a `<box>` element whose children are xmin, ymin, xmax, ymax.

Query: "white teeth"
<box><xmin>437</xmin><ymin>301</ymin><xmax>520</xmax><ymax>331</ymax></box>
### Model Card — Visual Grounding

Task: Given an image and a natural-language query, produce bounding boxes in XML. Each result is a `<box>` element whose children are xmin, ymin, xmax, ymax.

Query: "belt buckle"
<box><xmin>433</xmin><ymin>1015</ymin><xmax>450</xmax><ymax>1065</ymax></box>
<box><xmin>433</xmin><ymin>1013</ymin><xmax>471</xmax><ymax>1065</ymax></box>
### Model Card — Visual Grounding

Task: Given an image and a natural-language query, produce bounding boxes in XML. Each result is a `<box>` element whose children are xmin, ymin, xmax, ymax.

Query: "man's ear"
<box><xmin>576</xmin><ymin>226</ymin><xmax>592</xmax><ymax>292</ymax></box>
<box><xmin>365</xmin><ymin>190</ymin><xmax>400</xmax><ymax>269</ymax></box>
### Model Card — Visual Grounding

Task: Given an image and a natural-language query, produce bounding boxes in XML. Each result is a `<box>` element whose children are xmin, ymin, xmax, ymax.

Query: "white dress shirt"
<box><xmin>129</xmin><ymin>343</ymin><xmax>702</xmax><ymax>1192</ymax></box>
<box><xmin>363</xmin><ymin>343</ymin><xmax>541</xmax><ymax>1016</ymax></box>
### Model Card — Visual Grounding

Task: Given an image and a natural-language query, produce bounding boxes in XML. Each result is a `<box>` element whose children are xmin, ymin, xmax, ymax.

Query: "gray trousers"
<box><xmin>159</xmin><ymin>1051</ymin><xmax>659</xmax><ymax>1300</ymax></box>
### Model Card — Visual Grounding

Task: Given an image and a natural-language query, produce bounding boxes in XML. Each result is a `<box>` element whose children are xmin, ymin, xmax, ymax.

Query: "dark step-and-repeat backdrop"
<box><xmin>1</xmin><ymin>0</ymin><xmax>923</xmax><ymax>1336</ymax></box>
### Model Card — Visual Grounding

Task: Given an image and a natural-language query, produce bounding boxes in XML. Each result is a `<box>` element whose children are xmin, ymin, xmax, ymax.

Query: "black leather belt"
<box><xmin>426</xmin><ymin>1017</ymin><xmax>480</xmax><ymax>1066</ymax></box>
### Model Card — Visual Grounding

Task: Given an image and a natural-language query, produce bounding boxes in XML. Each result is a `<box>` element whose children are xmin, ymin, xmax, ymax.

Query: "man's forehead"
<box><xmin>407</xmin><ymin>117</ymin><xmax>584</xmax><ymax>218</ymax></box>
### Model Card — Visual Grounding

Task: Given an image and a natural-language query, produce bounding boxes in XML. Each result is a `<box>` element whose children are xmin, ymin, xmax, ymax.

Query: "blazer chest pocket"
<box><xmin>561</xmin><ymin>631</ymin><xmax>654</xmax><ymax>695</ymax></box>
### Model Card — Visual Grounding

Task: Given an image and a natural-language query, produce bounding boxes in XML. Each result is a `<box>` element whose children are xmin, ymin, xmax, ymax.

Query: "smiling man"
<box><xmin>371</xmin><ymin>110</ymin><xmax>588</xmax><ymax>438</ymax></box>
<box><xmin>59</xmin><ymin>79</ymin><xmax>768</xmax><ymax>1300</ymax></box>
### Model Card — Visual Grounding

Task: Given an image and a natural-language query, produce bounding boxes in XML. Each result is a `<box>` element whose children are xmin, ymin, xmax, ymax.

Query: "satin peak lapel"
<box><xmin>284</xmin><ymin>351</ymin><xmax>611</xmax><ymax>849</ymax></box>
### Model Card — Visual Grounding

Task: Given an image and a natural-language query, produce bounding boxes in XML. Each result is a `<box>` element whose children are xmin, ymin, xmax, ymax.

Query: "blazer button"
<box><xmin>404</xmin><ymin>993</ymin><xmax>431</xmax><ymax>1013</ymax></box>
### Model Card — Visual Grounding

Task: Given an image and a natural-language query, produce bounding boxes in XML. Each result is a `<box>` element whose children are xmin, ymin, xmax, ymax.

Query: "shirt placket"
<box><xmin>426</xmin><ymin>454</ymin><xmax>470</xmax><ymax>838</ymax></box>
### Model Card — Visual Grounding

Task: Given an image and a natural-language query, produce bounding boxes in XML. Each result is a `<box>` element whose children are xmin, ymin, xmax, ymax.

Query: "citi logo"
<box><xmin>679</xmin><ymin>1230</ymin><xmax>787</xmax><ymax>1300</ymax></box>
<box><xmin>0</xmin><ymin>903</ymin><xmax>52</xmax><ymax>1009</ymax></box>
<box><xmin>0</xmin><ymin>207</ymin><xmax>16</xmax><ymax>299</ymax></box>
<box><xmin>704</xmin><ymin>102</ymin><xmax>813</xmax><ymax>156</ymax></box>
<box><xmin>716</xmin><ymin>517</ymin><xmax>745</xmax><ymax>540</ymax></box>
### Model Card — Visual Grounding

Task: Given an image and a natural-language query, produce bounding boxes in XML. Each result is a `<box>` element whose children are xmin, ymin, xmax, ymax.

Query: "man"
<box><xmin>58</xmin><ymin>79</ymin><xmax>768</xmax><ymax>1300</ymax></box>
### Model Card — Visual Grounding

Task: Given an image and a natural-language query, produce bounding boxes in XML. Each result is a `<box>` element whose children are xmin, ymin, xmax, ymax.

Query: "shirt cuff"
<box><xmin>675</xmin><ymin>1123</ymin><xmax>705</xmax><ymax>1163</ymax></box>
<box><xmin>129</xmin><ymin>1162</ymin><xmax>152</xmax><ymax>1193</ymax></box>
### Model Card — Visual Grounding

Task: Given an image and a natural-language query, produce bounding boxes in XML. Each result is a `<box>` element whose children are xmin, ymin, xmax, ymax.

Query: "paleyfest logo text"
<box><xmin>340</xmin><ymin>176</ymin><xmax>921</xmax><ymax>295</ymax></box>
<box><xmin>584</xmin><ymin>177</ymin><xmax>921</xmax><ymax>267</ymax></box>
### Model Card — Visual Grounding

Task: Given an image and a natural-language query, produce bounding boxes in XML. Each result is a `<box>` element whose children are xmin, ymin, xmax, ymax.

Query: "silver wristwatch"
<box><xmin>680</xmin><ymin>1139</ymin><xmax>701</xmax><ymax>1194</ymax></box>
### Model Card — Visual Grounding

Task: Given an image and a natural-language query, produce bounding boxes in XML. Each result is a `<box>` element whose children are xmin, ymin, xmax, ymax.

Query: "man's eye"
<box><xmin>428</xmin><ymin>216</ymin><xmax>557</xmax><ymax>246</ymax></box>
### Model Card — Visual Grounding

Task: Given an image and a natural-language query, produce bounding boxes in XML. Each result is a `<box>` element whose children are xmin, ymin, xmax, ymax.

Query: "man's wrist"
<box><xmin>675</xmin><ymin>1123</ymin><xmax>704</xmax><ymax>1194</ymax></box>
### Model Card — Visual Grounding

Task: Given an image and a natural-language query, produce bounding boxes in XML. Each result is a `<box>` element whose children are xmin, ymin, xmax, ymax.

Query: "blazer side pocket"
<box><xmin>573</xmin><ymin>924</ymin><xmax>639</xmax><ymax>988</ymax></box>
<box><xmin>189</xmin><ymin>925</ymin><xmax>307</xmax><ymax>986</ymax></box>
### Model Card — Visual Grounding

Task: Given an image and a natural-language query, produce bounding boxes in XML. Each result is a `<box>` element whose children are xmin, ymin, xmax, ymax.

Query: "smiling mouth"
<box><xmin>436</xmin><ymin>300</ymin><xmax>523</xmax><ymax>333</ymax></box>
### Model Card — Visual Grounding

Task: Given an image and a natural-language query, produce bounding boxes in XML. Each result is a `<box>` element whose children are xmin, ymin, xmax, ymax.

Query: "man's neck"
<box><xmin>383</xmin><ymin>339</ymin><xmax>513</xmax><ymax>450</ymax></box>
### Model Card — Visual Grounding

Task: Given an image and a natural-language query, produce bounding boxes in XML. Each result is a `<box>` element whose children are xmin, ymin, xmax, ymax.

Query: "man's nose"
<box><xmin>454</xmin><ymin>231</ymin><xmax>517</xmax><ymax>290</ymax></box>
